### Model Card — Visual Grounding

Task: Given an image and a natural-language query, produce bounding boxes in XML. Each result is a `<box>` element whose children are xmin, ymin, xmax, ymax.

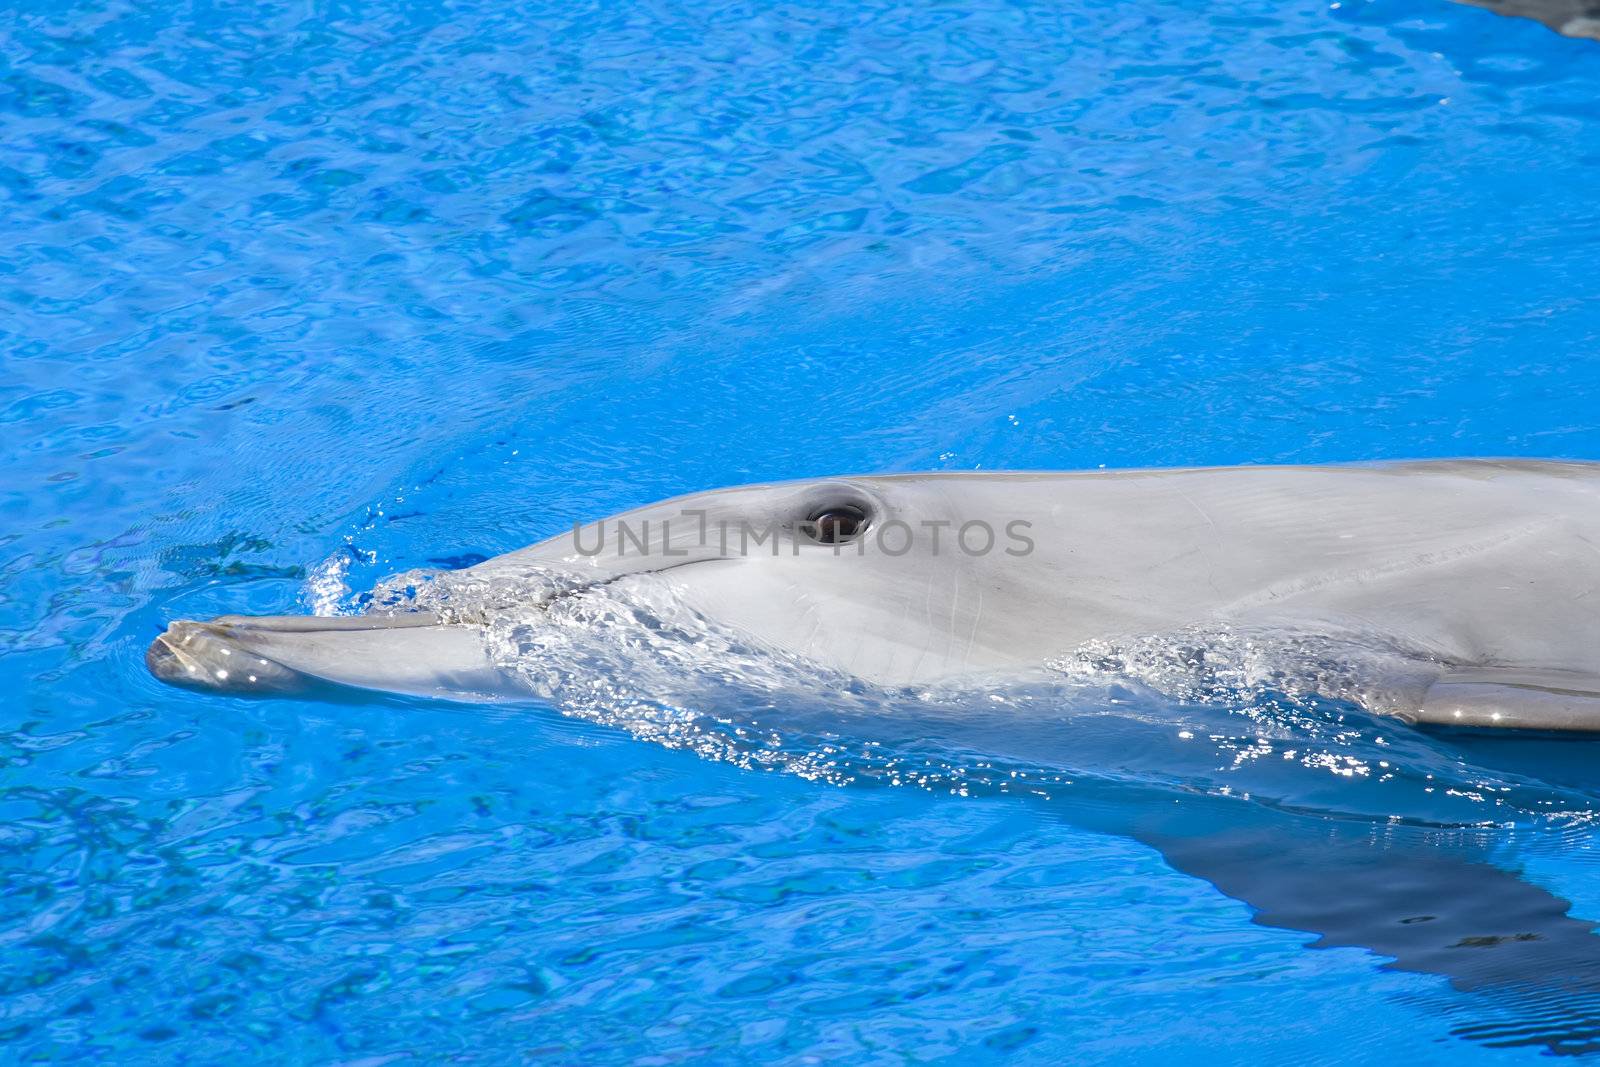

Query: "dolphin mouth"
<box><xmin>145</xmin><ymin>612</ymin><xmax>446</xmax><ymax>695</ymax></box>
<box><xmin>524</xmin><ymin>557</ymin><xmax>728</xmax><ymax>612</ymax></box>
<box><xmin>146</xmin><ymin>620</ymin><xmax>310</xmax><ymax>694</ymax></box>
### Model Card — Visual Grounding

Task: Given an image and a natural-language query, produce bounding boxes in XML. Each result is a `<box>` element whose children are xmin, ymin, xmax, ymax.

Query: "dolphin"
<box><xmin>149</xmin><ymin>458</ymin><xmax>1600</xmax><ymax>731</ymax></box>
<box><xmin>145</xmin><ymin>458</ymin><xmax>1600</xmax><ymax>1046</ymax></box>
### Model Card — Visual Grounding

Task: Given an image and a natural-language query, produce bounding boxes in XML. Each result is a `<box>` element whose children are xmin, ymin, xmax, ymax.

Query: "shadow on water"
<box><xmin>859</xmin><ymin>721</ymin><xmax>1600</xmax><ymax>1055</ymax></box>
<box><xmin>1118</xmin><ymin>800</ymin><xmax>1600</xmax><ymax>1056</ymax></box>
<box><xmin>528</xmin><ymin>677</ymin><xmax>1600</xmax><ymax>1055</ymax></box>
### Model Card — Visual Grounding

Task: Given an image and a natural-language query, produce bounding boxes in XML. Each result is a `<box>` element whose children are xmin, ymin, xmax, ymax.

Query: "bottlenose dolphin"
<box><xmin>149</xmin><ymin>459</ymin><xmax>1600</xmax><ymax>731</ymax></box>
<box><xmin>145</xmin><ymin>458</ymin><xmax>1600</xmax><ymax>1048</ymax></box>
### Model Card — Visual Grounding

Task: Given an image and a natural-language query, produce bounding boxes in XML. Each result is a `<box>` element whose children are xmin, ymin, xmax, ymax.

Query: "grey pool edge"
<box><xmin>1453</xmin><ymin>0</ymin><xmax>1600</xmax><ymax>39</ymax></box>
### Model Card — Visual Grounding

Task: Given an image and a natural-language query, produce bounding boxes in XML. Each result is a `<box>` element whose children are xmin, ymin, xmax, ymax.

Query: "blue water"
<box><xmin>5</xmin><ymin>0</ymin><xmax>1600</xmax><ymax>1060</ymax></box>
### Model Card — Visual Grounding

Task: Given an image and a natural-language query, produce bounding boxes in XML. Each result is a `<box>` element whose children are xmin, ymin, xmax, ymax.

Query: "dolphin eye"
<box><xmin>805</xmin><ymin>504</ymin><xmax>868</xmax><ymax>544</ymax></box>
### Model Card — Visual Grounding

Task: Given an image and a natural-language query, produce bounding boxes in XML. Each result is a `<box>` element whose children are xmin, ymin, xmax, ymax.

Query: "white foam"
<box><xmin>303</xmin><ymin>548</ymin><xmax>355</xmax><ymax>616</ymax></box>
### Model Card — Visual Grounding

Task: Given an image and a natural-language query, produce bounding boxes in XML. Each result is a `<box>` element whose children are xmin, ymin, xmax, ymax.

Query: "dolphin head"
<box><xmin>476</xmin><ymin>474</ymin><xmax>1050</xmax><ymax>688</ymax></box>
<box><xmin>146</xmin><ymin>473</ymin><xmax>1059</xmax><ymax>700</ymax></box>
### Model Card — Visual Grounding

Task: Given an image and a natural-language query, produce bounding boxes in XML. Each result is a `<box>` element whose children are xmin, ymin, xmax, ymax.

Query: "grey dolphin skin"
<box><xmin>1456</xmin><ymin>0</ymin><xmax>1600</xmax><ymax>39</ymax></box>
<box><xmin>151</xmin><ymin>459</ymin><xmax>1600</xmax><ymax>732</ymax></box>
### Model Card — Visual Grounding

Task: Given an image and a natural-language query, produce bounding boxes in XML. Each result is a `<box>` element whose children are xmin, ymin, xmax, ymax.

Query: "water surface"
<box><xmin>4</xmin><ymin>0</ymin><xmax>1600</xmax><ymax>1060</ymax></box>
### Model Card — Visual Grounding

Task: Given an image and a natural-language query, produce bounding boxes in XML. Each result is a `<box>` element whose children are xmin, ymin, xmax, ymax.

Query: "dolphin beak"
<box><xmin>145</xmin><ymin>611</ymin><xmax>483</xmax><ymax>700</ymax></box>
<box><xmin>145</xmin><ymin>620</ymin><xmax>311</xmax><ymax>694</ymax></box>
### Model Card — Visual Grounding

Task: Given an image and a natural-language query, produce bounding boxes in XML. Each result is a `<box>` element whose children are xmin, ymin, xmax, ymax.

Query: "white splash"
<box><xmin>302</xmin><ymin>548</ymin><xmax>355</xmax><ymax>616</ymax></box>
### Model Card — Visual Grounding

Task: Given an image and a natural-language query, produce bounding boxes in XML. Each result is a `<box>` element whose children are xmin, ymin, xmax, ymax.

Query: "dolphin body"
<box><xmin>150</xmin><ymin>458</ymin><xmax>1600</xmax><ymax>731</ymax></box>
<box><xmin>146</xmin><ymin>458</ymin><xmax>1600</xmax><ymax>1045</ymax></box>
